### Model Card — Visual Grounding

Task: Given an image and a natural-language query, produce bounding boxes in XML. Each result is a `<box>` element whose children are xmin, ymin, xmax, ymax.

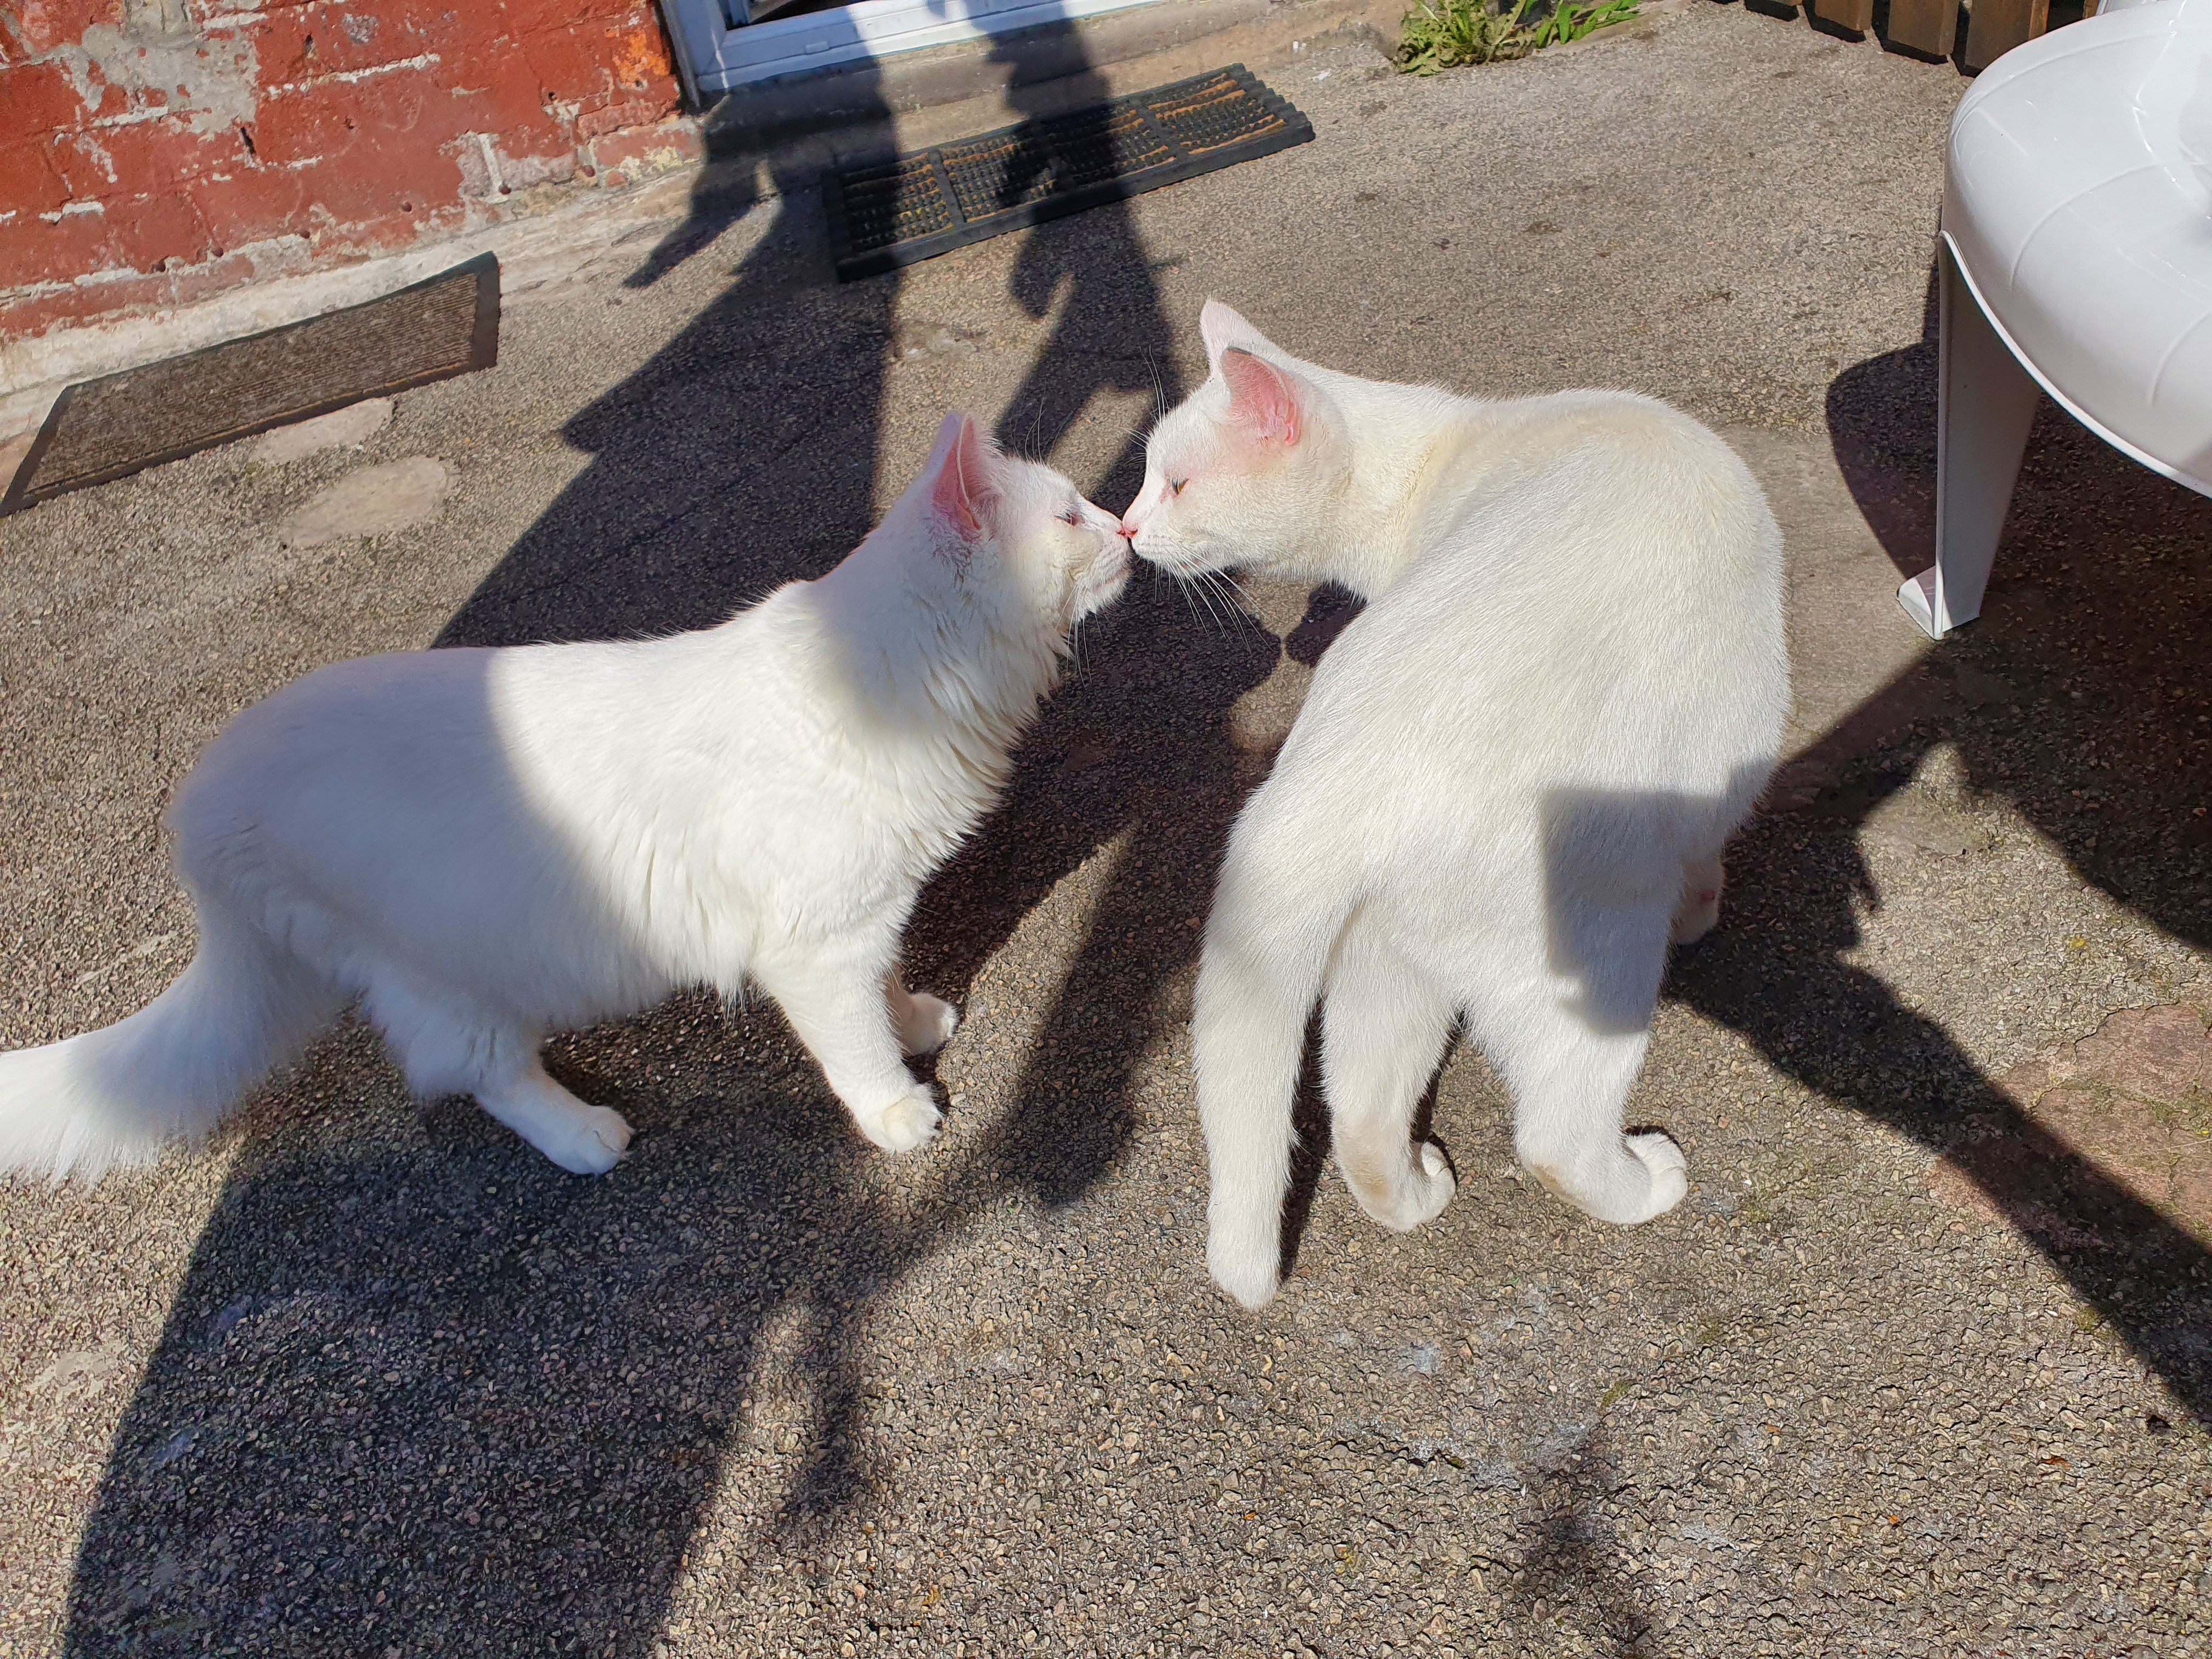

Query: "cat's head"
<box><xmin>909</xmin><ymin>411</ymin><xmax>1131</xmax><ymax>635</ymax></box>
<box><xmin>1120</xmin><ymin>300</ymin><xmax>1347</xmax><ymax>578</ymax></box>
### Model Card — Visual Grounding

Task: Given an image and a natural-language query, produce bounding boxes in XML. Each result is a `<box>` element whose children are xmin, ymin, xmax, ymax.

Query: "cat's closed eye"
<box><xmin>1169</xmin><ymin>478</ymin><xmax>1188</xmax><ymax>496</ymax></box>
<box><xmin>1059</xmin><ymin>503</ymin><xmax>1083</xmax><ymax>526</ymax></box>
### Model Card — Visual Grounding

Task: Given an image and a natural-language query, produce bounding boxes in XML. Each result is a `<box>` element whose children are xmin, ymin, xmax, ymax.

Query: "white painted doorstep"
<box><xmin>664</xmin><ymin>0</ymin><xmax>1174</xmax><ymax>94</ymax></box>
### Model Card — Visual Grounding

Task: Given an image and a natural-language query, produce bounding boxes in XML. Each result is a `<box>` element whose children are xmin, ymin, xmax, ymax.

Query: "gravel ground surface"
<box><xmin>5</xmin><ymin>4</ymin><xmax>2212</xmax><ymax>1655</ymax></box>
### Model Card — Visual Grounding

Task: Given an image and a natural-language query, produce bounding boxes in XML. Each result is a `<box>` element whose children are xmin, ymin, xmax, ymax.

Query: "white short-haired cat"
<box><xmin>1123</xmin><ymin>302</ymin><xmax>1788</xmax><ymax>1310</ymax></box>
<box><xmin>1</xmin><ymin>412</ymin><xmax>1131</xmax><ymax>1181</ymax></box>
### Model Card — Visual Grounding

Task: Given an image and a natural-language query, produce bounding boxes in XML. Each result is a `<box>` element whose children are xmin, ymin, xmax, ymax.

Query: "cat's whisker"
<box><xmin>1170</xmin><ymin>571</ymin><xmax>1207</xmax><ymax>633</ymax></box>
<box><xmin>1218</xmin><ymin>573</ymin><xmax>1266</xmax><ymax>633</ymax></box>
<box><xmin>1193</xmin><ymin>562</ymin><xmax>1244</xmax><ymax>607</ymax></box>
<box><xmin>1183</xmin><ymin>572</ymin><xmax>1240</xmax><ymax>639</ymax></box>
<box><xmin>1197</xmin><ymin>569</ymin><xmax>1263</xmax><ymax>642</ymax></box>
<box><xmin>1210</xmin><ymin>567</ymin><xmax>1257</xmax><ymax>606</ymax></box>
<box><xmin>1199</xmin><ymin>572</ymin><xmax>1263</xmax><ymax>645</ymax></box>
<box><xmin>1171</xmin><ymin>565</ymin><xmax>1217</xmax><ymax>628</ymax></box>
<box><xmin>1183</xmin><ymin>573</ymin><xmax>1223</xmax><ymax>630</ymax></box>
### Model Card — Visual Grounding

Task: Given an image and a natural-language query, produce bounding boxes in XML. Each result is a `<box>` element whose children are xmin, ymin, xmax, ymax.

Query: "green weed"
<box><xmin>1531</xmin><ymin>0</ymin><xmax>1641</xmax><ymax>44</ymax></box>
<box><xmin>1397</xmin><ymin>0</ymin><xmax>1640</xmax><ymax>72</ymax></box>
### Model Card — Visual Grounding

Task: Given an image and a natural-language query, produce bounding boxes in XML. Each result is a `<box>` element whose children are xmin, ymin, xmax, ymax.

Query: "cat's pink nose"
<box><xmin>1116</xmin><ymin>522</ymin><xmax>1136</xmax><ymax>541</ymax></box>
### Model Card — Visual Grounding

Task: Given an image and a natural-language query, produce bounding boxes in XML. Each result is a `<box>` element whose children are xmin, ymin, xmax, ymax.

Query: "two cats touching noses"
<box><xmin>0</xmin><ymin>299</ymin><xmax>1788</xmax><ymax>1313</ymax></box>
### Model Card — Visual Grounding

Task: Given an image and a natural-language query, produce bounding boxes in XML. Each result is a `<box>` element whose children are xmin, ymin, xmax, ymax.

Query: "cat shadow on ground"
<box><xmin>56</xmin><ymin>23</ymin><xmax>1282</xmax><ymax>1659</ymax></box>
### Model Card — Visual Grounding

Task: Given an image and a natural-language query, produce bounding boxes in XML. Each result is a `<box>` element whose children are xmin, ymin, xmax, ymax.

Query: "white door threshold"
<box><xmin>664</xmin><ymin>0</ymin><xmax>1177</xmax><ymax>95</ymax></box>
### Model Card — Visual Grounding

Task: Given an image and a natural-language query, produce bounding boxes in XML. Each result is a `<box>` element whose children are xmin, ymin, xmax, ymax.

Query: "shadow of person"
<box><xmin>1664</xmin><ymin>656</ymin><xmax>2212</xmax><ymax>1414</ymax></box>
<box><xmin>905</xmin><ymin>35</ymin><xmax>1285</xmax><ymax>1209</ymax></box>
<box><xmin>58</xmin><ymin>995</ymin><xmax>961</xmax><ymax>1654</ymax></box>
<box><xmin>1583</xmin><ymin>354</ymin><xmax>2212</xmax><ymax>1415</ymax></box>
<box><xmin>437</xmin><ymin>53</ymin><xmax>944</xmax><ymax>652</ymax></box>
<box><xmin>57</xmin><ymin>20</ymin><xmax>1287</xmax><ymax>1657</ymax></box>
<box><xmin>1650</xmin><ymin>268</ymin><xmax>2212</xmax><ymax>1415</ymax></box>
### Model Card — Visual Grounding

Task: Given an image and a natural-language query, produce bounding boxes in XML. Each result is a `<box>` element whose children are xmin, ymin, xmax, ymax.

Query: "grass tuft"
<box><xmin>1396</xmin><ymin>0</ymin><xmax>1641</xmax><ymax>73</ymax></box>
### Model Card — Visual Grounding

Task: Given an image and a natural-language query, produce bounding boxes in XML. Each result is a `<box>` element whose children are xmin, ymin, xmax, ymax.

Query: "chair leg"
<box><xmin>1897</xmin><ymin>240</ymin><xmax>2042</xmax><ymax>640</ymax></box>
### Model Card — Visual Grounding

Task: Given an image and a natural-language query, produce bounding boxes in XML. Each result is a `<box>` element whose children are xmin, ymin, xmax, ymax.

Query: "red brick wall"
<box><xmin>0</xmin><ymin>0</ymin><xmax>695</xmax><ymax>347</ymax></box>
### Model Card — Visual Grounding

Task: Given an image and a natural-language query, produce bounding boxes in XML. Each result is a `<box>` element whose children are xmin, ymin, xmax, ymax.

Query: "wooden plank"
<box><xmin>1815</xmin><ymin>0</ymin><xmax>1875</xmax><ymax>29</ymax></box>
<box><xmin>1964</xmin><ymin>0</ymin><xmax>2049</xmax><ymax>70</ymax></box>
<box><xmin>1886</xmin><ymin>0</ymin><xmax>1959</xmax><ymax>54</ymax></box>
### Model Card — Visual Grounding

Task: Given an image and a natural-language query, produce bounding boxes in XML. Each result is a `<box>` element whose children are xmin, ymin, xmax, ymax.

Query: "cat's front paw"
<box><xmin>1624</xmin><ymin>1131</ymin><xmax>1689</xmax><ymax>1220</ymax></box>
<box><xmin>550</xmin><ymin>1105</ymin><xmax>633</xmax><ymax>1176</ymax></box>
<box><xmin>895</xmin><ymin>991</ymin><xmax>960</xmax><ymax>1057</ymax></box>
<box><xmin>861</xmin><ymin>1085</ymin><xmax>943</xmax><ymax>1154</ymax></box>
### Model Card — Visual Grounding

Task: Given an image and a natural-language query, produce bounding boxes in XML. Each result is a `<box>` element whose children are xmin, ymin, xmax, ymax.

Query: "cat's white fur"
<box><xmin>1123</xmin><ymin>302</ymin><xmax>1788</xmax><ymax>1310</ymax></box>
<box><xmin>0</xmin><ymin>413</ymin><xmax>1130</xmax><ymax>1181</ymax></box>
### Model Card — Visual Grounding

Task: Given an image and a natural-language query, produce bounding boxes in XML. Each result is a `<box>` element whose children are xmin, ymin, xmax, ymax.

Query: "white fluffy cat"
<box><xmin>1123</xmin><ymin>302</ymin><xmax>1788</xmax><ymax>1310</ymax></box>
<box><xmin>0</xmin><ymin>413</ymin><xmax>1130</xmax><ymax>1181</ymax></box>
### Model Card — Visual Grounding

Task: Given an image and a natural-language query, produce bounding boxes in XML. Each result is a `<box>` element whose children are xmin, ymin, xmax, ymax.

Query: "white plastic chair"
<box><xmin>1898</xmin><ymin>0</ymin><xmax>2212</xmax><ymax>639</ymax></box>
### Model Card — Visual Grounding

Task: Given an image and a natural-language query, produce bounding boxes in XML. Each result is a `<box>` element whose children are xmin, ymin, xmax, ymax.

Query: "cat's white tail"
<box><xmin>0</xmin><ymin>901</ymin><xmax>337</xmax><ymax>1182</ymax></box>
<box><xmin>1193</xmin><ymin>814</ymin><xmax>1349</xmax><ymax>1312</ymax></box>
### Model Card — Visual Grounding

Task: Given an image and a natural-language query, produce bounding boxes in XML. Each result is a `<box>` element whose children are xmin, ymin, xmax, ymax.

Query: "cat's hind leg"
<box><xmin>1671</xmin><ymin>850</ymin><xmax>1725</xmax><ymax>946</ymax></box>
<box><xmin>1494</xmin><ymin>1006</ymin><xmax>1684</xmax><ymax>1224</ymax></box>
<box><xmin>754</xmin><ymin>949</ymin><xmax>940</xmax><ymax>1152</ymax></box>
<box><xmin>473</xmin><ymin>1054</ymin><xmax>633</xmax><ymax>1176</ymax></box>
<box><xmin>364</xmin><ymin>977</ymin><xmax>631</xmax><ymax>1174</ymax></box>
<box><xmin>1322</xmin><ymin>920</ymin><xmax>1458</xmax><ymax>1234</ymax></box>
<box><xmin>1475</xmin><ymin>910</ymin><xmax>1686</xmax><ymax>1226</ymax></box>
<box><xmin>885</xmin><ymin>973</ymin><xmax>959</xmax><ymax>1058</ymax></box>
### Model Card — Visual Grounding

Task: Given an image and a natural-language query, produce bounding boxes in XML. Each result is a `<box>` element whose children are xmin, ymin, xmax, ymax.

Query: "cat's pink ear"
<box><xmin>1220</xmin><ymin>348</ymin><xmax>1301</xmax><ymax>446</ymax></box>
<box><xmin>1199</xmin><ymin>299</ymin><xmax>1263</xmax><ymax>371</ymax></box>
<box><xmin>927</xmin><ymin>411</ymin><xmax>997</xmax><ymax>542</ymax></box>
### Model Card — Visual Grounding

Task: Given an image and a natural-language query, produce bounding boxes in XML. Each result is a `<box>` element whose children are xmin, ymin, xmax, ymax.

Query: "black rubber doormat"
<box><xmin>0</xmin><ymin>252</ymin><xmax>500</xmax><ymax>517</ymax></box>
<box><xmin>825</xmin><ymin>65</ymin><xmax>1313</xmax><ymax>281</ymax></box>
